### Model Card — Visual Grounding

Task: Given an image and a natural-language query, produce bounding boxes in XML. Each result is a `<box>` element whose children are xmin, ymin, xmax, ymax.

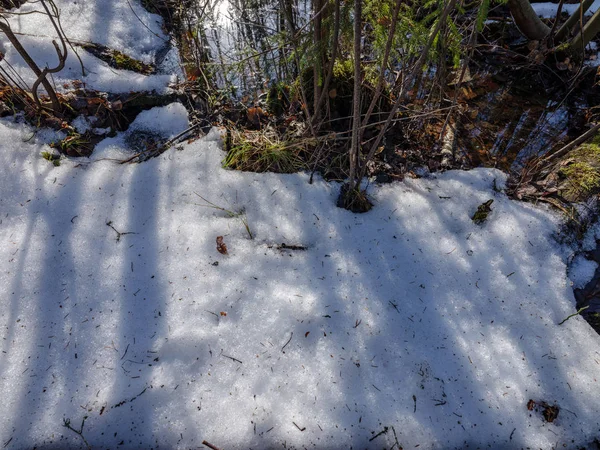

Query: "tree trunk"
<box><xmin>312</xmin><ymin>0</ymin><xmax>340</xmax><ymax>130</ymax></box>
<box><xmin>349</xmin><ymin>0</ymin><xmax>362</xmax><ymax>190</ymax></box>
<box><xmin>507</xmin><ymin>0</ymin><xmax>550</xmax><ymax>40</ymax></box>
<box><xmin>312</xmin><ymin>0</ymin><xmax>324</xmax><ymax>123</ymax></box>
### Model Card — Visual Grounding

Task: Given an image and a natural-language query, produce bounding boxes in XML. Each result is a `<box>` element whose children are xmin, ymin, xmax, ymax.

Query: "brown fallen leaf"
<box><xmin>216</xmin><ymin>236</ymin><xmax>228</xmax><ymax>255</ymax></box>
<box><xmin>541</xmin><ymin>402</ymin><xmax>559</xmax><ymax>423</ymax></box>
<box><xmin>526</xmin><ymin>399</ymin><xmax>560</xmax><ymax>423</ymax></box>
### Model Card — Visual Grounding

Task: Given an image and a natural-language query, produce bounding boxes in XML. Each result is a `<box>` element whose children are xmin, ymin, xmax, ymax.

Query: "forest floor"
<box><xmin>1</xmin><ymin>1</ymin><xmax>600</xmax><ymax>449</ymax></box>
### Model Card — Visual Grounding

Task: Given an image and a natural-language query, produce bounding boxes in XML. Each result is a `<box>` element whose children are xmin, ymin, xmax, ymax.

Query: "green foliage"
<box><xmin>41</xmin><ymin>151</ymin><xmax>60</xmax><ymax>166</ymax></box>
<box><xmin>448</xmin><ymin>17</ymin><xmax>463</xmax><ymax>68</ymax></box>
<box><xmin>332</xmin><ymin>58</ymin><xmax>353</xmax><ymax>79</ymax></box>
<box><xmin>362</xmin><ymin>0</ymin><xmax>466</xmax><ymax>75</ymax></box>
<box><xmin>476</xmin><ymin>0</ymin><xmax>491</xmax><ymax>32</ymax></box>
<box><xmin>363</xmin><ymin>0</ymin><xmax>429</xmax><ymax>65</ymax></box>
<box><xmin>51</xmin><ymin>131</ymin><xmax>91</xmax><ymax>156</ymax></box>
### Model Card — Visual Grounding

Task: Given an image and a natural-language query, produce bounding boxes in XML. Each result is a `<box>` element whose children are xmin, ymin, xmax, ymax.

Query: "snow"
<box><xmin>0</xmin><ymin>0</ymin><xmax>177</xmax><ymax>93</ymax></box>
<box><xmin>0</xmin><ymin>105</ymin><xmax>599</xmax><ymax>449</ymax></box>
<box><xmin>91</xmin><ymin>102</ymin><xmax>190</xmax><ymax>160</ymax></box>
<box><xmin>0</xmin><ymin>1</ymin><xmax>599</xmax><ymax>448</ymax></box>
<box><xmin>531</xmin><ymin>0</ymin><xmax>600</xmax><ymax>18</ymax></box>
<box><xmin>568</xmin><ymin>255</ymin><xmax>598</xmax><ymax>289</ymax></box>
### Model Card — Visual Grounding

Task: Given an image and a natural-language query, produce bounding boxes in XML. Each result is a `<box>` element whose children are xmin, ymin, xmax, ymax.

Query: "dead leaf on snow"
<box><xmin>216</xmin><ymin>236</ymin><xmax>228</xmax><ymax>255</ymax></box>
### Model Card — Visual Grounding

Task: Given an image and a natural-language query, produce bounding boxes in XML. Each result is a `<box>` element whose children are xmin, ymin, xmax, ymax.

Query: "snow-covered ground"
<box><xmin>0</xmin><ymin>104</ymin><xmax>599</xmax><ymax>450</ymax></box>
<box><xmin>0</xmin><ymin>0</ymin><xmax>178</xmax><ymax>93</ymax></box>
<box><xmin>1</xmin><ymin>1</ymin><xmax>600</xmax><ymax>449</ymax></box>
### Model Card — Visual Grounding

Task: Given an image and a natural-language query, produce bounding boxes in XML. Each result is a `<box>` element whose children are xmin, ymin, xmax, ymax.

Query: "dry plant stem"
<box><xmin>125</xmin><ymin>0</ymin><xmax>168</xmax><ymax>41</ymax></box>
<box><xmin>357</xmin><ymin>0</ymin><xmax>457</xmax><ymax>185</ymax></box>
<box><xmin>439</xmin><ymin>23</ymin><xmax>477</xmax><ymax>162</ymax></box>
<box><xmin>0</xmin><ymin>64</ymin><xmax>29</xmax><ymax>97</ymax></box>
<box><xmin>34</xmin><ymin>0</ymin><xmax>67</xmax><ymax>91</ymax></box>
<box><xmin>309</xmin><ymin>0</ymin><xmax>338</xmax><ymax>112</ymax></box>
<box><xmin>1</xmin><ymin>58</ymin><xmax>30</xmax><ymax>91</ymax></box>
<box><xmin>62</xmin><ymin>417</ymin><xmax>91</xmax><ymax>450</ymax></box>
<box><xmin>548</xmin><ymin>0</ymin><xmax>565</xmax><ymax>38</ymax></box>
<box><xmin>194</xmin><ymin>192</ymin><xmax>253</xmax><ymax>239</ymax></box>
<box><xmin>570</xmin><ymin>5</ymin><xmax>600</xmax><ymax>51</ymax></box>
<box><xmin>0</xmin><ymin>19</ymin><xmax>62</xmax><ymax>112</ymax></box>
<box><xmin>541</xmin><ymin>122</ymin><xmax>600</xmax><ymax>165</ymax></box>
<box><xmin>277</xmin><ymin>0</ymin><xmax>316</xmax><ymax>136</ymax></box>
<box><xmin>288</xmin><ymin>0</ymin><xmax>334</xmax><ymax>137</ymax></box>
<box><xmin>359</xmin><ymin>0</ymin><xmax>401</xmax><ymax>146</ymax></box>
<box><xmin>555</xmin><ymin>0</ymin><xmax>593</xmax><ymax>42</ymax></box>
<box><xmin>313</xmin><ymin>0</ymin><xmax>341</xmax><ymax>130</ymax></box>
<box><xmin>292</xmin><ymin>50</ymin><xmax>317</xmax><ymax>137</ymax></box>
<box><xmin>513</xmin><ymin>122</ymin><xmax>600</xmax><ymax>192</ymax></box>
<box><xmin>47</xmin><ymin>0</ymin><xmax>86</xmax><ymax>77</ymax></box>
<box><xmin>349</xmin><ymin>0</ymin><xmax>362</xmax><ymax>190</ymax></box>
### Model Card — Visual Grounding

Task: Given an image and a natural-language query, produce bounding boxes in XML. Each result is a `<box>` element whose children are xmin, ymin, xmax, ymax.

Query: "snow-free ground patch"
<box><xmin>0</xmin><ymin>105</ymin><xmax>599</xmax><ymax>449</ymax></box>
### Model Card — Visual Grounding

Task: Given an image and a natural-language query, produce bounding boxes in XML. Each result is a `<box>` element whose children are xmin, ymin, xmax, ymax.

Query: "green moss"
<box><xmin>559</xmin><ymin>137</ymin><xmax>600</xmax><ymax>200</ymax></box>
<box><xmin>112</xmin><ymin>51</ymin><xmax>153</xmax><ymax>74</ymax></box>
<box><xmin>562</xmin><ymin>162</ymin><xmax>600</xmax><ymax>192</ymax></box>
<box><xmin>332</xmin><ymin>59</ymin><xmax>353</xmax><ymax>79</ymax></box>
<box><xmin>471</xmin><ymin>199</ymin><xmax>493</xmax><ymax>224</ymax></box>
<box><xmin>80</xmin><ymin>43</ymin><xmax>154</xmax><ymax>75</ymax></box>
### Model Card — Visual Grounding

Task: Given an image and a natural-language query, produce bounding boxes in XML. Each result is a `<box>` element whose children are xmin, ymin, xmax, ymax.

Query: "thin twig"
<box><xmin>292</xmin><ymin>421</ymin><xmax>306</xmax><ymax>431</ymax></box>
<box><xmin>202</xmin><ymin>440</ymin><xmax>222</xmax><ymax>450</ymax></box>
<box><xmin>220</xmin><ymin>350</ymin><xmax>242</xmax><ymax>364</ymax></box>
<box><xmin>281</xmin><ymin>332</ymin><xmax>293</xmax><ymax>352</ymax></box>
<box><xmin>541</xmin><ymin>122</ymin><xmax>600</xmax><ymax>165</ymax></box>
<box><xmin>125</xmin><ymin>0</ymin><xmax>168</xmax><ymax>42</ymax></box>
<box><xmin>357</xmin><ymin>0</ymin><xmax>458</xmax><ymax>185</ymax></box>
<box><xmin>62</xmin><ymin>417</ymin><xmax>91</xmax><ymax>449</ymax></box>
<box><xmin>369</xmin><ymin>426</ymin><xmax>389</xmax><ymax>441</ymax></box>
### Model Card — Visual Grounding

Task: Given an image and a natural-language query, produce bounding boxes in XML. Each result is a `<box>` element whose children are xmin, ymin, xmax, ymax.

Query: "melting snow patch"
<box><xmin>0</xmin><ymin>105</ymin><xmax>599</xmax><ymax>449</ymax></box>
